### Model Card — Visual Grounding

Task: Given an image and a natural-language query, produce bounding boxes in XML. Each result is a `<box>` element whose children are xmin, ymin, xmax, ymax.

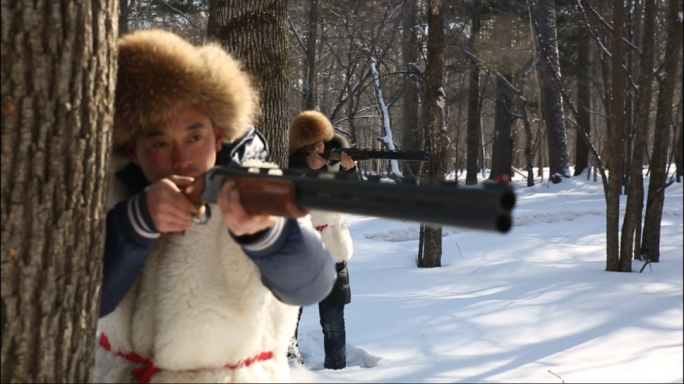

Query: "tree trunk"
<box><xmin>401</xmin><ymin>0</ymin><xmax>422</xmax><ymax>177</ymax></box>
<box><xmin>206</xmin><ymin>0</ymin><xmax>290</xmax><ymax>168</ymax></box>
<box><xmin>304</xmin><ymin>0</ymin><xmax>319</xmax><ymax>110</ymax></box>
<box><xmin>465</xmin><ymin>1</ymin><xmax>482</xmax><ymax>185</ymax></box>
<box><xmin>533</xmin><ymin>0</ymin><xmax>570</xmax><ymax>183</ymax></box>
<box><xmin>489</xmin><ymin>74</ymin><xmax>514</xmax><ymax>181</ymax></box>
<box><xmin>0</xmin><ymin>1</ymin><xmax>118</xmax><ymax>382</ymax></box>
<box><xmin>621</xmin><ymin>0</ymin><xmax>656</xmax><ymax>268</ymax></box>
<box><xmin>604</xmin><ymin>0</ymin><xmax>626</xmax><ymax>271</ymax></box>
<box><xmin>641</xmin><ymin>0</ymin><xmax>683</xmax><ymax>263</ymax></box>
<box><xmin>418</xmin><ymin>0</ymin><xmax>445</xmax><ymax>269</ymax></box>
<box><xmin>574</xmin><ymin>22</ymin><xmax>591</xmax><ymax>176</ymax></box>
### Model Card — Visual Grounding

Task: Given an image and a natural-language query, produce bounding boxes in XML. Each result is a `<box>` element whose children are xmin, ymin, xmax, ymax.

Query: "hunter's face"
<box><xmin>303</xmin><ymin>141</ymin><xmax>325</xmax><ymax>155</ymax></box>
<box><xmin>128</xmin><ymin>106</ymin><xmax>223</xmax><ymax>183</ymax></box>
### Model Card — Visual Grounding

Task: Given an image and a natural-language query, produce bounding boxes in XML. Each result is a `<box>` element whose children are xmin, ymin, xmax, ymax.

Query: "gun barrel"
<box><xmin>294</xmin><ymin>177</ymin><xmax>514</xmax><ymax>233</ymax></box>
<box><xmin>329</xmin><ymin>148</ymin><xmax>428</xmax><ymax>162</ymax></box>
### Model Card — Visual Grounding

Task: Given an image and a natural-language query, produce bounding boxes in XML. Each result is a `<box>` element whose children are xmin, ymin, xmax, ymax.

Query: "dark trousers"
<box><xmin>291</xmin><ymin>304</ymin><xmax>347</xmax><ymax>369</ymax></box>
<box><xmin>318</xmin><ymin>303</ymin><xmax>346</xmax><ymax>369</ymax></box>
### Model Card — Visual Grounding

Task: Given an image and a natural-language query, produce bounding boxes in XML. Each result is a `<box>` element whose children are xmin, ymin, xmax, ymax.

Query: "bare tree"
<box><xmin>532</xmin><ymin>0</ymin><xmax>570</xmax><ymax>184</ymax></box>
<box><xmin>401</xmin><ymin>0</ymin><xmax>422</xmax><ymax>177</ymax></box>
<box><xmin>604</xmin><ymin>0</ymin><xmax>627</xmax><ymax>272</ymax></box>
<box><xmin>574</xmin><ymin>20</ymin><xmax>592</xmax><ymax>176</ymax></box>
<box><xmin>641</xmin><ymin>0</ymin><xmax>683</xmax><ymax>263</ymax></box>
<box><xmin>418</xmin><ymin>0</ymin><xmax>445</xmax><ymax>268</ymax></box>
<box><xmin>465</xmin><ymin>0</ymin><xmax>483</xmax><ymax>185</ymax></box>
<box><xmin>1</xmin><ymin>0</ymin><xmax>118</xmax><ymax>382</ymax></box>
<box><xmin>621</xmin><ymin>0</ymin><xmax>656</xmax><ymax>265</ymax></box>
<box><xmin>207</xmin><ymin>0</ymin><xmax>290</xmax><ymax>167</ymax></box>
<box><xmin>304</xmin><ymin>0</ymin><xmax>319</xmax><ymax>110</ymax></box>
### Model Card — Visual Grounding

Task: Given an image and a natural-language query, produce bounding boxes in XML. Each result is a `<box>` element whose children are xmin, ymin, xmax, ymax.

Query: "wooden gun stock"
<box><xmin>184</xmin><ymin>171</ymin><xmax>309</xmax><ymax>218</ymax></box>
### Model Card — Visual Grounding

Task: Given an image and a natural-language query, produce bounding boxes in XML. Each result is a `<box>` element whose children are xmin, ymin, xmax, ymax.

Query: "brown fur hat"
<box><xmin>328</xmin><ymin>133</ymin><xmax>351</xmax><ymax>149</ymax></box>
<box><xmin>288</xmin><ymin>110</ymin><xmax>335</xmax><ymax>154</ymax></box>
<box><xmin>113</xmin><ymin>29</ymin><xmax>260</xmax><ymax>155</ymax></box>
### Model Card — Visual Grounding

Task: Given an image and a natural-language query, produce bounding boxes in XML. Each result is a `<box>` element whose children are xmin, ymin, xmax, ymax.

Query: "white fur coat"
<box><xmin>307</xmin><ymin>162</ymin><xmax>354</xmax><ymax>264</ymax></box>
<box><xmin>95</xmin><ymin>164</ymin><xmax>300</xmax><ymax>383</ymax></box>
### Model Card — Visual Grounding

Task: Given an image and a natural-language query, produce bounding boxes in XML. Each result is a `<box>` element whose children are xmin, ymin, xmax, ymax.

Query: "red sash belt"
<box><xmin>99</xmin><ymin>333</ymin><xmax>272</xmax><ymax>383</ymax></box>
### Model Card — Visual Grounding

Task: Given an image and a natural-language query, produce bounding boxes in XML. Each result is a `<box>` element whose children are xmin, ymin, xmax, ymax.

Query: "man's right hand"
<box><xmin>146</xmin><ymin>175</ymin><xmax>198</xmax><ymax>233</ymax></box>
<box><xmin>306</xmin><ymin>152</ymin><xmax>329</xmax><ymax>169</ymax></box>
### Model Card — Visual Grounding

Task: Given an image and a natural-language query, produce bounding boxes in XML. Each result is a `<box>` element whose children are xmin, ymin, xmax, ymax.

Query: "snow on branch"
<box><xmin>369</xmin><ymin>58</ymin><xmax>402</xmax><ymax>179</ymax></box>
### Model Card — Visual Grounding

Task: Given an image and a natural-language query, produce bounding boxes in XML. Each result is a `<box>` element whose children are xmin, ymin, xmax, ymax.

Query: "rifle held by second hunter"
<box><xmin>322</xmin><ymin>148</ymin><xmax>428</xmax><ymax>162</ymax></box>
<box><xmin>183</xmin><ymin>165</ymin><xmax>516</xmax><ymax>233</ymax></box>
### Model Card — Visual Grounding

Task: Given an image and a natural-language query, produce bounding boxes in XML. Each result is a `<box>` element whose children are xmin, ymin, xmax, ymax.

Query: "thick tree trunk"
<box><xmin>465</xmin><ymin>1</ymin><xmax>482</xmax><ymax>185</ymax></box>
<box><xmin>489</xmin><ymin>74</ymin><xmax>514</xmax><ymax>181</ymax></box>
<box><xmin>605</xmin><ymin>0</ymin><xmax>626</xmax><ymax>271</ymax></box>
<box><xmin>418</xmin><ymin>0</ymin><xmax>445</xmax><ymax>269</ymax></box>
<box><xmin>0</xmin><ymin>0</ymin><xmax>118</xmax><ymax>382</ymax></box>
<box><xmin>401</xmin><ymin>0</ymin><xmax>422</xmax><ymax>177</ymax></box>
<box><xmin>207</xmin><ymin>0</ymin><xmax>290</xmax><ymax>168</ymax></box>
<box><xmin>574</xmin><ymin>23</ymin><xmax>591</xmax><ymax>176</ymax></box>
<box><xmin>621</xmin><ymin>0</ymin><xmax>656</xmax><ymax>268</ymax></box>
<box><xmin>533</xmin><ymin>0</ymin><xmax>570</xmax><ymax>184</ymax></box>
<box><xmin>304</xmin><ymin>0</ymin><xmax>319</xmax><ymax>110</ymax></box>
<box><xmin>641</xmin><ymin>0</ymin><xmax>683</xmax><ymax>263</ymax></box>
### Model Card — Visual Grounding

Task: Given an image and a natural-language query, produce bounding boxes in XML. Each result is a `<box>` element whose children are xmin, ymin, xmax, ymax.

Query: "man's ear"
<box><xmin>214</xmin><ymin>126</ymin><xmax>224</xmax><ymax>152</ymax></box>
<box><xmin>124</xmin><ymin>141</ymin><xmax>139</xmax><ymax>165</ymax></box>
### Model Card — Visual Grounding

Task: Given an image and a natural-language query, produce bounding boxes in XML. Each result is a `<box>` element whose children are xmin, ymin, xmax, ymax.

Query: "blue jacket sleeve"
<box><xmin>99</xmin><ymin>192</ymin><xmax>159</xmax><ymax>318</ymax></box>
<box><xmin>232</xmin><ymin>217</ymin><xmax>336</xmax><ymax>307</ymax></box>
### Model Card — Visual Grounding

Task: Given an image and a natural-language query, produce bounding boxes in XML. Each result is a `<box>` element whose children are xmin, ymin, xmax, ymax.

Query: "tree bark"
<box><xmin>206</xmin><ymin>0</ymin><xmax>290</xmax><ymax>168</ymax></box>
<box><xmin>418</xmin><ymin>0</ymin><xmax>445</xmax><ymax>269</ymax></box>
<box><xmin>465</xmin><ymin>1</ymin><xmax>482</xmax><ymax>185</ymax></box>
<box><xmin>401</xmin><ymin>0</ymin><xmax>422</xmax><ymax>177</ymax></box>
<box><xmin>641</xmin><ymin>0</ymin><xmax>683</xmax><ymax>263</ymax></box>
<box><xmin>0</xmin><ymin>0</ymin><xmax>118</xmax><ymax>382</ymax></box>
<box><xmin>304</xmin><ymin>0</ymin><xmax>319</xmax><ymax>110</ymax></box>
<box><xmin>621</xmin><ymin>0</ymin><xmax>656</xmax><ymax>267</ymax></box>
<box><xmin>533</xmin><ymin>0</ymin><xmax>570</xmax><ymax>183</ymax></box>
<box><xmin>574</xmin><ymin>22</ymin><xmax>591</xmax><ymax>176</ymax></box>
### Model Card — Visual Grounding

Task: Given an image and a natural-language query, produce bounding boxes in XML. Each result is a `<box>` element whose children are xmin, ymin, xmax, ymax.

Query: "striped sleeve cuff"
<box><xmin>116</xmin><ymin>192</ymin><xmax>160</xmax><ymax>247</ymax></box>
<box><xmin>232</xmin><ymin>217</ymin><xmax>289</xmax><ymax>258</ymax></box>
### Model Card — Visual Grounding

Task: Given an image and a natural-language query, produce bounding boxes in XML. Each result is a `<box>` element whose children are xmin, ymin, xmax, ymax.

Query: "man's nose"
<box><xmin>172</xmin><ymin>145</ymin><xmax>192</xmax><ymax>170</ymax></box>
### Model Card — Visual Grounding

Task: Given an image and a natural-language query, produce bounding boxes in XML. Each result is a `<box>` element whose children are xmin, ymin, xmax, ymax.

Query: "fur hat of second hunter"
<box><xmin>288</xmin><ymin>110</ymin><xmax>335</xmax><ymax>155</ymax></box>
<box><xmin>113</xmin><ymin>29</ymin><xmax>260</xmax><ymax>156</ymax></box>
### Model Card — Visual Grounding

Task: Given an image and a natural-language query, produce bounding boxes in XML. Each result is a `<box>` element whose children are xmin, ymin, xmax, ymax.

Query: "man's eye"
<box><xmin>190</xmin><ymin>135</ymin><xmax>202</xmax><ymax>142</ymax></box>
<box><xmin>151</xmin><ymin>142</ymin><xmax>168</xmax><ymax>148</ymax></box>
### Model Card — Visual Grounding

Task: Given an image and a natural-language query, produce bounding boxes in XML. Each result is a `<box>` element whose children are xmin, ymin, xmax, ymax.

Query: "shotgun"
<box><xmin>183</xmin><ymin>165</ymin><xmax>516</xmax><ymax>233</ymax></box>
<box><xmin>322</xmin><ymin>148</ymin><xmax>428</xmax><ymax>162</ymax></box>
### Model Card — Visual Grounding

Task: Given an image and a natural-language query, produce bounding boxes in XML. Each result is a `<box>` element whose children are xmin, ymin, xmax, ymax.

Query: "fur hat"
<box><xmin>113</xmin><ymin>29</ymin><xmax>260</xmax><ymax>155</ymax></box>
<box><xmin>327</xmin><ymin>133</ymin><xmax>351</xmax><ymax>150</ymax></box>
<box><xmin>288</xmin><ymin>110</ymin><xmax>335</xmax><ymax>154</ymax></box>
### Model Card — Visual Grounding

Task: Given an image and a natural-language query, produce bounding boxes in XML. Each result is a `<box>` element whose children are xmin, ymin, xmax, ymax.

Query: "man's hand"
<box><xmin>306</xmin><ymin>152</ymin><xmax>329</xmax><ymax>169</ymax></box>
<box><xmin>146</xmin><ymin>175</ymin><xmax>198</xmax><ymax>233</ymax></box>
<box><xmin>217</xmin><ymin>181</ymin><xmax>278</xmax><ymax>236</ymax></box>
<box><xmin>339</xmin><ymin>152</ymin><xmax>357</xmax><ymax>170</ymax></box>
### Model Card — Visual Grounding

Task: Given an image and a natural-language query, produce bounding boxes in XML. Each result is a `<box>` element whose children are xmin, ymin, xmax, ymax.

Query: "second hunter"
<box><xmin>287</xmin><ymin>111</ymin><xmax>356</xmax><ymax>370</ymax></box>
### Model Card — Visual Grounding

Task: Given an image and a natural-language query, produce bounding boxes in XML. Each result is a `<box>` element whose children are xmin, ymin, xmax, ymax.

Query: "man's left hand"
<box><xmin>340</xmin><ymin>152</ymin><xmax>357</xmax><ymax>170</ymax></box>
<box><xmin>217</xmin><ymin>181</ymin><xmax>278</xmax><ymax>236</ymax></box>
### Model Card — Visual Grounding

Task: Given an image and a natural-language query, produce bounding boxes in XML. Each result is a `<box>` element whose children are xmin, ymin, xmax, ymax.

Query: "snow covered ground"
<box><xmin>291</xmin><ymin>169</ymin><xmax>683</xmax><ymax>383</ymax></box>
